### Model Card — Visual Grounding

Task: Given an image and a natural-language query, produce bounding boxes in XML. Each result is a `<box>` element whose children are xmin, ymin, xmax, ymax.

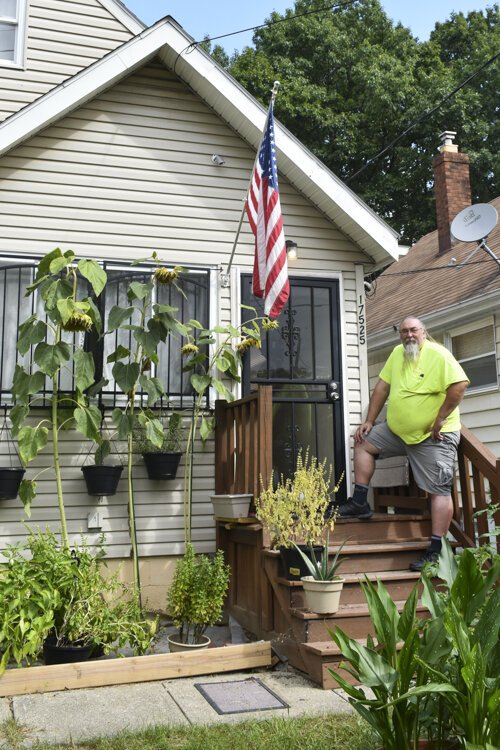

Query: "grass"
<box><xmin>0</xmin><ymin>714</ymin><xmax>378</xmax><ymax>750</ymax></box>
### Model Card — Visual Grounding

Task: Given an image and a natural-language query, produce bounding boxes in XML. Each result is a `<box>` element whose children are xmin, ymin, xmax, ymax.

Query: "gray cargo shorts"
<box><xmin>365</xmin><ymin>421</ymin><xmax>460</xmax><ymax>496</ymax></box>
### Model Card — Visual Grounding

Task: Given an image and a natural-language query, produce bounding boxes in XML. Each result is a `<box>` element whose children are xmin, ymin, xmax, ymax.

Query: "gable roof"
<box><xmin>367</xmin><ymin>196</ymin><xmax>500</xmax><ymax>346</ymax></box>
<box><xmin>0</xmin><ymin>16</ymin><xmax>399</xmax><ymax>269</ymax></box>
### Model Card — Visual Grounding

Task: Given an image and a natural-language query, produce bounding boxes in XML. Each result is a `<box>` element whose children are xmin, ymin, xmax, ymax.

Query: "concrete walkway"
<box><xmin>0</xmin><ymin>668</ymin><xmax>353</xmax><ymax>747</ymax></box>
<box><xmin>0</xmin><ymin>622</ymin><xmax>354</xmax><ymax>747</ymax></box>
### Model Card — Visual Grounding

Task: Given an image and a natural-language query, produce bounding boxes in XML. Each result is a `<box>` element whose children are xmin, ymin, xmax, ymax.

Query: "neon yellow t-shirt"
<box><xmin>379</xmin><ymin>340</ymin><xmax>469</xmax><ymax>444</ymax></box>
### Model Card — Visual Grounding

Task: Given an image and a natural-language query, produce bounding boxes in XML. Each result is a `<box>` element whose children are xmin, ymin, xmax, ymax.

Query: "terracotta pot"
<box><xmin>301</xmin><ymin>576</ymin><xmax>344</xmax><ymax>614</ymax></box>
<box><xmin>167</xmin><ymin>634</ymin><xmax>211</xmax><ymax>653</ymax></box>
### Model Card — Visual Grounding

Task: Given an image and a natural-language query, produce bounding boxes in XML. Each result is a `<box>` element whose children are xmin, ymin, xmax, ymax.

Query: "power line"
<box><xmin>373</xmin><ymin>255</ymin><xmax>499</xmax><ymax>277</ymax></box>
<box><xmin>346</xmin><ymin>49</ymin><xmax>500</xmax><ymax>183</ymax></box>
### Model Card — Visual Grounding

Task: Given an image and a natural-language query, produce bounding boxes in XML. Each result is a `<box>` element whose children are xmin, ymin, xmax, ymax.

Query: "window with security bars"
<box><xmin>450</xmin><ymin>324</ymin><xmax>498</xmax><ymax>390</ymax></box>
<box><xmin>0</xmin><ymin>0</ymin><xmax>27</xmax><ymax>65</ymax></box>
<box><xmin>0</xmin><ymin>260</ymin><xmax>210</xmax><ymax>408</ymax></box>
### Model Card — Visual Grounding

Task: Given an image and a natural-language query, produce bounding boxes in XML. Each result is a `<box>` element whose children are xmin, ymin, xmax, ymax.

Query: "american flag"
<box><xmin>246</xmin><ymin>100</ymin><xmax>289</xmax><ymax>319</ymax></box>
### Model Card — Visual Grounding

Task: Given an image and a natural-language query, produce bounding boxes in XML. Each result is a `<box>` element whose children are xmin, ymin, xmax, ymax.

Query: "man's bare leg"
<box><xmin>337</xmin><ymin>440</ymin><xmax>380</xmax><ymax>519</ymax></box>
<box><xmin>409</xmin><ymin>493</ymin><xmax>453</xmax><ymax>572</ymax></box>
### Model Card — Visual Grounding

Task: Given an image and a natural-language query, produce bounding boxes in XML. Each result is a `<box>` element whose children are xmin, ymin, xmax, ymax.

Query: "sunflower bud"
<box><xmin>61</xmin><ymin>312</ymin><xmax>93</xmax><ymax>332</ymax></box>
<box><xmin>181</xmin><ymin>343</ymin><xmax>200</xmax><ymax>356</ymax></box>
<box><xmin>154</xmin><ymin>267</ymin><xmax>178</xmax><ymax>285</ymax></box>
<box><xmin>262</xmin><ymin>318</ymin><xmax>279</xmax><ymax>330</ymax></box>
<box><xmin>236</xmin><ymin>337</ymin><xmax>261</xmax><ymax>353</ymax></box>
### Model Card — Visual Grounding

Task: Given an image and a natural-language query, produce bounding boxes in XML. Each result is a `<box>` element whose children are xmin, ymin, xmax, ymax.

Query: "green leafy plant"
<box><xmin>167</xmin><ymin>542</ymin><xmax>230</xmax><ymax>645</ymax></box>
<box><xmin>10</xmin><ymin>248</ymin><xmax>107</xmax><ymax>547</ymax></box>
<box><xmin>328</xmin><ymin>539</ymin><xmax>500</xmax><ymax>750</ymax></box>
<box><xmin>294</xmin><ymin>528</ymin><xmax>347</xmax><ymax>581</ymax></box>
<box><xmin>417</xmin><ymin>540</ymin><xmax>500</xmax><ymax>749</ymax></box>
<box><xmin>255</xmin><ymin>450</ymin><xmax>342</xmax><ymax>549</ymax></box>
<box><xmin>106</xmin><ymin>257</ymin><xmax>188</xmax><ymax>599</ymax></box>
<box><xmin>134</xmin><ymin>411</ymin><xmax>183</xmax><ymax>454</ymax></box>
<box><xmin>179</xmin><ymin>307</ymin><xmax>274</xmax><ymax>543</ymax></box>
<box><xmin>0</xmin><ymin>530</ymin><xmax>156</xmax><ymax>673</ymax></box>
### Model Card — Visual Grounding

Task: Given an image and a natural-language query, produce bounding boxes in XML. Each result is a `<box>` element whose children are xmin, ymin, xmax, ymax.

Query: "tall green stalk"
<box><xmin>52</xmin><ymin>373</ymin><xmax>69</xmax><ymax>549</ymax></box>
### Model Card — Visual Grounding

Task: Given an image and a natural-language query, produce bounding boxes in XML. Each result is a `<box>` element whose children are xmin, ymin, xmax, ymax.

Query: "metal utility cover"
<box><xmin>194</xmin><ymin>678</ymin><xmax>289</xmax><ymax>714</ymax></box>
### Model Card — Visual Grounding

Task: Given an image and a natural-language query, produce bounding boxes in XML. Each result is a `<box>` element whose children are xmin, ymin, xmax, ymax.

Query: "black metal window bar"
<box><xmin>0</xmin><ymin>259</ymin><xmax>211</xmax><ymax>410</ymax></box>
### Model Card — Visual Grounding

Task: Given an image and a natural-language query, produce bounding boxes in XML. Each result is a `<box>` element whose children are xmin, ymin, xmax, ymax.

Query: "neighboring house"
<box><xmin>367</xmin><ymin>132</ymin><xmax>500</xmax><ymax>457</ymax></box>
<box><xmin>0</xmin><ymin>0</ymin><xmax>400</xmax><ymax>608</ymax></box>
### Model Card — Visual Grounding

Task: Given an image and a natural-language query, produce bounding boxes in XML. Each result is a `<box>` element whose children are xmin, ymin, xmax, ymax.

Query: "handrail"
<box><xmin>214</xmin><ymin>385</ymin><xmax>273</xmax><ymax>499</ymax></box>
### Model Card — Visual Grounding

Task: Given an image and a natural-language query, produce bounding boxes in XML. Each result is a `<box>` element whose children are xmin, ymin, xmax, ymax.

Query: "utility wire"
<box><xmin>372</xmin><ymin>255</ymin><xmax>499</xmax><ymax>277</ymax></box>
<box><xmin>187</xmin><ymin>0</ymin><xmax>360</xmax><ymax>47</ymax></box>
<box><xmin>346</xmin><ymin>49</ymin><xmax>500</xmax><ymax>183</ymax></box>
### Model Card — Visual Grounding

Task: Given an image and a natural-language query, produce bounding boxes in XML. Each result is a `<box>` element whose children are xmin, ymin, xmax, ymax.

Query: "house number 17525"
<box><xmin>358</xmin><ymin>296</ymin><xmax>366</xmax><ymax>345</ymax></box>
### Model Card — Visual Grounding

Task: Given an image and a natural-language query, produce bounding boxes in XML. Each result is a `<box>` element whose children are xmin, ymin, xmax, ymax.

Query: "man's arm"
<box><xmin>430</xmin><ymin>380</ymin><xmax>469</xmax><ymax>441</ymax></box>
<box><xmin>354</xmin><ymin>379</ymin><xmax>390</xmax><ymax>443</ymax></box>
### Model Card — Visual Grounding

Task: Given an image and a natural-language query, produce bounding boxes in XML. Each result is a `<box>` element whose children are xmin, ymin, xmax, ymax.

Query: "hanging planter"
<box><xmin>0</xmin><ymin>467</ymin><xmax>25</xmax><ymax>500</ymax></box>
<box><xmin>0</xmin><ymin>418</ymin><xmax>26</xmax><ymax>500</ymax></box>
<box><xmin>81</xmin><ymin>464</ymin><xmax>123</xmax><ymax>496</ymax></box>
<box><xmin>142</xmin><ymin>451</ymin><xmax>181</xmax><ymax>480</ymax></box>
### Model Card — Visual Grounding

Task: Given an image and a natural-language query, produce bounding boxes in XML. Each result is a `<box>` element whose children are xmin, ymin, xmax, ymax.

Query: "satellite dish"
<box><xmin>451</xmin><ymin>203</ymin><xmax>498</xmax><ymax>243</ymax></box>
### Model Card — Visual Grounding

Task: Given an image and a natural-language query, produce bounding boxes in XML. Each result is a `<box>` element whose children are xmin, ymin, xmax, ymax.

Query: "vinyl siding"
<box><xmin>0</xmin><ymin>0</ymin><xmax>134</xmax><ymax>121</ymax></box>
<box><xmin>0</xmin><ymin>61</ymin><xmax>369</xmax><ymax>556</ymax></box>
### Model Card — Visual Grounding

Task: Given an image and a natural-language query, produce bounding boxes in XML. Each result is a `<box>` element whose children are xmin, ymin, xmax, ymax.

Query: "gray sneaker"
<box><xmin>336</xmin><ymin>497</ymin><xmax>373</xmax><ymax>520</ymax></box>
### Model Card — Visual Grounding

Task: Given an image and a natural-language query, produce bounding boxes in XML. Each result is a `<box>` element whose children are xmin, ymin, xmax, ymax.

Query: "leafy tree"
<box><xmin>220</xmin><ymin>0</ymin><xmax>499</xmax><ymax>244</ymax></box>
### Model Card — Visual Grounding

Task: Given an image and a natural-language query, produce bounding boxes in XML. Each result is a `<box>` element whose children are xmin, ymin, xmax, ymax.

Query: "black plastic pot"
<box><xmin>142</xmin><ymin>451</ymin><xmax>181</xmax><ymax>480</ymax></box>
<box><xmin>0</xmin><ymin>467</ymin><xmax>25</xmax><ymax>500</ymax></box>
<box><xmin>81</xmin><ymin>464</ymin><xmax>123</xmax><ymax>496</ymax></box>
<box><xmin>279</xmin><ymin>544</ymin><xmax>325</xmax><ymax>581</ymax></box>
<box><xmin>43</xmin><ymin>635</ymin><xmax>94</xmax><ymax>665</ymax></box>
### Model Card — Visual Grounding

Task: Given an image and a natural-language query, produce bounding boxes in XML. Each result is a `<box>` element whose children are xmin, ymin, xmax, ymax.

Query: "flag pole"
<box><xmin>220</xmin><ymin>81</ymin><xmax>281</xmax><ymax>288</ymax></box>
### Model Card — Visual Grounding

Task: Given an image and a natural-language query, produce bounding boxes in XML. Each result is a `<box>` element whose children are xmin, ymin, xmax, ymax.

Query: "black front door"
<box><xmin>242</xmin><ymin>275</ymin><xmax>346</xmax><ymax>500</ymax></box>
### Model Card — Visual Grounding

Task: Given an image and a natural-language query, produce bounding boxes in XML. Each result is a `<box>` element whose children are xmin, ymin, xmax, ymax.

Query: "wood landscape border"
<box><xmin>0</xmin><ymin>642</ymin><xmax>272</xmax><ymax>697</ymax></box>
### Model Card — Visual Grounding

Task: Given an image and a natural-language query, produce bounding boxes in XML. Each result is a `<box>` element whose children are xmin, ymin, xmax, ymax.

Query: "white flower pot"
<box><xmin>210</xmin><ymin>494</ymin><xmax>252</xmax><ymax>519</ymax></box>
<box><xmin>167</xmin><ymin>634</ymin><xmax>211</xmax><ymax>652</ymax></box>
<box><xmin>300</xmin><ymin>576</ymin><xmax>344</xmax><ymax>615</ymax></box>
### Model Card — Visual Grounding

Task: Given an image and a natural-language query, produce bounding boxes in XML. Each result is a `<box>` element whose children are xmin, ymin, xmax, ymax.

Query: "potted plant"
<box><xmin>328</xmin><ymin>539</ymin><xmax>500</xmax><ymax>750</ymax></box>
<box><xmin>135</xmin><ymin>411</ymin><xmax>183</xmax><ymax>480</ymax></box>
<box><xmin>294</xmin><ymin>529</ymin><xmax>347</xmax><ymax>614</ymax></box>
<box><xmin>166</xmin><ymin>542</ymin><xmax>230</xmax><ymax>651</ymax></box>
<box><xmin>0</xmin><ymin>529</ymin><xmax>157</xmax><ymax>672</ymax></box>
<box><xmin>255</xmin><ymin>450</ymin><xmax>344</xmax><ymax>580</ymax></box>
<box><xmin>81</xmin><ymin>433</ymin><xmax>124</xmax><ymax>497</ymax></box>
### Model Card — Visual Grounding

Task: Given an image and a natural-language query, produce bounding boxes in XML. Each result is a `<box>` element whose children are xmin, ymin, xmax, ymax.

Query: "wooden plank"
<box><xmin>0</xmin><ymin>642</ymin><xmax>272</xmax><ymax>697</ymax></box>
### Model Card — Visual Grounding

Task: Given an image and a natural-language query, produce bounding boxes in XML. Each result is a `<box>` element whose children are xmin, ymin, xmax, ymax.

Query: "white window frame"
<box><xmin>0</xmin><ymin>0</ymin><xmax>28</xmax><ymax>68</ymax></box>
<box><xmin>445</xmin><ymin>316</ymin><xmax>498</xmax><ymax>394</ymax></box>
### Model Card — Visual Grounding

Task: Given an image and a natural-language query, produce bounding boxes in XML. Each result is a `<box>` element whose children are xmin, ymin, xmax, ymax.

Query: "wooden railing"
<box><xmin>452</xmin><ymin>425</ymin><xmax>500</xmax><ymax>552</ymax></box>
<box><xmin>214</xmin><ymin>386</ymin><xmax>273</xmax><ymax>499</ymax></box>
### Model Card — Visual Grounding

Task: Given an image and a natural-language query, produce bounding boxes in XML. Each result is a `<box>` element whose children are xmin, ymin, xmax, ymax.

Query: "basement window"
<box><xmin>0</xmin><ymin>0</ymin><xmax>27</xmax><ymax>67</ymax></box>
<box><xmin>450</xmin><ymin>322</ymin><xmax>497</xmax><ymax>390</ymax></box>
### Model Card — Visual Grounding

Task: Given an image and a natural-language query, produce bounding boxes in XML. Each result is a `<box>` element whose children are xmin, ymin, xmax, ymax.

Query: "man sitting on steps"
<box><xmin>338</xmin><ymin>316</ymin><xmax>469</xmax><ymax>572</ymax></box>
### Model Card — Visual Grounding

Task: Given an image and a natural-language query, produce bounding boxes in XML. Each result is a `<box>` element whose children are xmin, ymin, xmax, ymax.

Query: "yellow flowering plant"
<box><xmin>255</xmin><ymin>450</ymin><xmax>344</xmax><ymax>548</ymax></box>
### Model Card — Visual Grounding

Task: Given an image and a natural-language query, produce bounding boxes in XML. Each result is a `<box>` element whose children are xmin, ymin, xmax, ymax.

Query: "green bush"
<box><xmin>167</xmin><ymin>543</ymin><xmax>230</xmax><ymax>644</ymax></box>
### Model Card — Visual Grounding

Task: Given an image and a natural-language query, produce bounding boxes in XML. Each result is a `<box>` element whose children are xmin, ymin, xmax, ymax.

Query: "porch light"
<box><xmin>286</xmin><ymin>240</ymin><xmax>298</xmax><ymax>260</ymax></box>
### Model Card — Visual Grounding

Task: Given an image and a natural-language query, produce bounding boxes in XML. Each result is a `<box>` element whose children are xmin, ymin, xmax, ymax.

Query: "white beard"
<box><xmin>403</xmin><ymin>340</ymin><xmax>420</xmax><ymax>364</ymax></box>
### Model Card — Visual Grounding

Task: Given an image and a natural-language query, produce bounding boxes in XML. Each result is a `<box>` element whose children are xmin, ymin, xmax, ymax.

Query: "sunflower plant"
<box><xmin>10</xmin><ymin>248</ymin><xmax>107</xmax><ymax>547</ymax></box>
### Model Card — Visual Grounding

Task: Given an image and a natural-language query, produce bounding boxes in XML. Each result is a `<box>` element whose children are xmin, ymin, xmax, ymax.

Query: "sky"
<box><xmin>124</xmin><ymin>0</ymin><xmax>494</xmax><ymax>51</ymax></box>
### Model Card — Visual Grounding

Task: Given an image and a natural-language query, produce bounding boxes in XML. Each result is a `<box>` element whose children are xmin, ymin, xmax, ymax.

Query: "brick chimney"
<box><xmin>432</xmin><ymin>131</ymin><xmax>471</xmax><ymax>254</ymax></box>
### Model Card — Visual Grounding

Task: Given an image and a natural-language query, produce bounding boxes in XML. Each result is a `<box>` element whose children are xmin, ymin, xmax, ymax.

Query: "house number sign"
<box><xmin>358</xmin><ymin>295</ymin><xmax>366</xmax><ymax>345</ymax></box>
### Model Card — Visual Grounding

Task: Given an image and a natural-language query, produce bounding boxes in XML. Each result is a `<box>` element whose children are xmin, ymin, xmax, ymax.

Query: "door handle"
<box><xmin>328</xmin><ymin>381</ymin><xmax>340</xmax><ymax>402</ymax></box>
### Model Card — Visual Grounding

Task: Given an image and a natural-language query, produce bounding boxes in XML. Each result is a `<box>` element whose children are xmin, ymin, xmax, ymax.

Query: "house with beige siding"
<box><xmin>367</xmin><ymin>133</ymin><xmax>500</xmax><ymax>458</ymax></box>
<box><xmin>0</xmin><ymin>0</ymin><xmax>400</xmax><ymax>609</ymax></box>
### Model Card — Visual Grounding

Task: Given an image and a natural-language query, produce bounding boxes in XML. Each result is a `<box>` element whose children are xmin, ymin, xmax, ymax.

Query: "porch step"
<box><xmin>301</xmin><ymin>639</ymin><xmax>405</xmax><ymax>689</ymax></box>
<box><xmin>332</xmin><ymin>513</ymin><xmax>432</xmax><ymax>545</ymax></box>
<box><xmin>334</xmin><ymin>540</ymin><xmax>432</xmax><ymax>573</ymax></box>
<box><xmin>288</xmin><ymin>600</ymin><xmax>429</xmax><ymax>642</ymax></box>
<box><xmin>279</xmin><ymin>569</ymin><xmax>422</xmax><ymax>609</ymax></box>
